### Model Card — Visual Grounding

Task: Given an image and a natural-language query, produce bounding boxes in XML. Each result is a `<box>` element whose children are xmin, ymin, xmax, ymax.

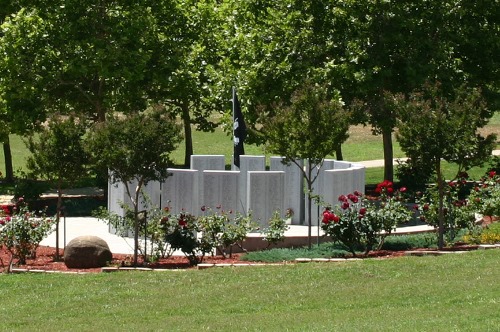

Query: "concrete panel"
<box><xmin>162</xmin><ymin>169</ymin><xmax>199</xmax><ymax>215</ymax></box>
<box><xmin>202</xmin><ymin>170</ymin><xmax>240</xmax><ymax>213</ymax></box>
<box><xmin>270</xmin><ymin>157</ymin><xmax>304</xmax><ymax>225</ymax></box>
<box><xmin>237</xmin><ymin>156</ymin><xmax>265</xmax><ymax>214</ymax></box>
<box><xmin>247</xmin><ymin>171</ymin><xmax>285</xmax><ymax>229</ymax></box>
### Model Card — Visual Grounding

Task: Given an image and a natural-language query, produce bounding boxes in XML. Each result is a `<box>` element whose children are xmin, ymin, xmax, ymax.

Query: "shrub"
<box><xmin>381</xmin><ymin>233</ymin><xmax>437</xmax><ymax>251</ymax></box>
<box><xmin>261</xmin><ymin>210</ymin><xmax>291</xmax><ymax>247</ymax></box>
<box><xmin>321</xmin><ymin>182</ymin><xmax>412</xmax><ymax>256</ymax></box>
<box><xmin>240</xmin><ymin>242</ymin><xmax>350</xmax><ymax>262</ymax></box>
<box><xmin>163</xmin><ymin>211</ymin><xmax>210</xmax><ymax>266</ymax></box>
<box><xmin>462</xmin><ymin>223</ymin><xmax>500</xmax><ymax>245</ymax></box>
<box><xmin>0</xmin><ymin>199</ymin><xmax>55</xmax><ymax>269</ymax></box>
<box><xmin>198</xmin><ymin>206</ymin><xmax>257</xmax><ymax>258</ymax></box>
<box><xmin>468</xmin><ymin>170</ymin><xmax>500</xmax><ymax>217</ymax></box>
<box><xmin>416</xmin><ymin>173</ymin><xmax>477</xmax><ymax>244</ymax></box>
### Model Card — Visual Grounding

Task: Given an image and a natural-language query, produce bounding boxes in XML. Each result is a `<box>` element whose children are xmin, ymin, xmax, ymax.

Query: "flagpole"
<box><xmin>232</xmin><ymin>86</ymin><xmax>236</xmax><ymax>170</ymax></box>
<box><xmin>232</xmin><ymin>87</ymin><xmax>246</xmax><ymax>170</ymax></box>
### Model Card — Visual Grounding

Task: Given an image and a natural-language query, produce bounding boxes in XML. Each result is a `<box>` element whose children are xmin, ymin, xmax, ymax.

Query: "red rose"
<box><xmin>399</xmin><ymin>187</ymin><xmax>407</xmax><ymax>193</ymax></box>
<box><xmin>338</xmin><ymin>195</ymin><xmax>348</xmax><ymax>202</ymax></box>
<box><xmin>359</xmin><ymin>207</ymin><xmax>367</xmax><ymax>216</ymax></box>
<box><xmin>489</xmin><ymin>171</ymin><xmax>496</xmax><ymax>178</ymax></box>
<box><xmin>341</xmin><ymin>202</ymin><xmax>350</xmax><ymax>210</ymax></box>
<box><xmin>348</xmin><ymin>194</ymin><xmax>359</xmax><ymax>203</ymax></box>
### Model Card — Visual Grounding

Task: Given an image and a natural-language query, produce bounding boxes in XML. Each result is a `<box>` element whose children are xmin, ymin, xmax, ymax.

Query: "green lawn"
<box><xmin>1</xmin><ymin>250</ymin><xmax>499</xmax><ymax>331</ymax></box>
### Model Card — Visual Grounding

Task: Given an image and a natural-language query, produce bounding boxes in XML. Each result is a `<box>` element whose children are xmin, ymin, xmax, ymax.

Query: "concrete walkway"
<box><xmin>39</xmin><ymin>217</ymin><xmax>435</xmax><ymax>255</ymax></box>
<box><xmin>359</xmin><ymin>149</ymin><xmax>500</xmax><ymax>168</ymax></box>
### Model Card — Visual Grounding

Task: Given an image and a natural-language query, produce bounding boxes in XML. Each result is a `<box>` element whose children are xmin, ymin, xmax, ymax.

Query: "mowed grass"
<box><xmin>1</xmin><ymin>250</ymin><xmax>499</xmax><ymax>331</ymax></box>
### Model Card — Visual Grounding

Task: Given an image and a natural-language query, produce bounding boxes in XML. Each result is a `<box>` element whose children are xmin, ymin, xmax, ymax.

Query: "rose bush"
<box><xmin>468</xmin><ymin>170</ymin><xmax>500</xmax><ymax>218</ymax></box>
<box><xmin>0</xmin><ymin>199</ymin><xmax>55</xmax><ymax>268</ymax></box>
<box><xmin>321</xmin><ymin>182</ymin><xmax>412</xmax><ymax>256</ymax></box>
<box><xmin>261</xmin><ymin>209</ymin><xmax>292</xmax><ymax>247</ymax></box>
<box><xmin>416</xmin><ymin>172</ymin><xmax>477</xmax><ymax>243</ymax></box>
<box><xmin>197</xmin><ymin>206</ymin><xmax>257</xmax><ymax>258</ymax></box>
<box><xmin>162</xmin><ymin>211</ymin><xmax>210</xmax><ymax>266</ymax></box>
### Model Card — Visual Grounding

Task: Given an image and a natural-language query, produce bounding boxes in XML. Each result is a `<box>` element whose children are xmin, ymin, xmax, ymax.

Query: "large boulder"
<box><xmin>64</xmin><ymin>236</ymin><xmax>113</xmax><ymax>268</ymax></box>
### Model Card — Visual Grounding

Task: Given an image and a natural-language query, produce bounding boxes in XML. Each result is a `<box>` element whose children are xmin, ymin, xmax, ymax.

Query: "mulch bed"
<box><xmin>0</xmin><ymin>246</ymin><xmax>250</xmax><ymax>273</ymax></box>
<box><xmin>0</xmin><ymin>244</ymin><xmax>483</xmax><ymax>273</ymax></box>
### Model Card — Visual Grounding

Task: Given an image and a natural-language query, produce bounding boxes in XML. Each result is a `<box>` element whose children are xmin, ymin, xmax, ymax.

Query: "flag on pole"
<box><xmin>233</xmin><ymin>87</ymin><xmax>246</xmax><ymax>168</ymax></box>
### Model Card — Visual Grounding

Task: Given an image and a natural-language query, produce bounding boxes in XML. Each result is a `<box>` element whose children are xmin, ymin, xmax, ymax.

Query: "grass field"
<box><xmin>1</xmin><ymin>112</ymin><xmax>498</xmax><ymax>186</ymax></box>
<box><xmin>1</xmin><ymin>250</ymin><xmax>498</xmax><ymax>331</ymax></box>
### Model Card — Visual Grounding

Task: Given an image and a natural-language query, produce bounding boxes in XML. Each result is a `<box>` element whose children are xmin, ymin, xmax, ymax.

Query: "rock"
<box><xmin>64</xmin><ymin>236</ymin><xmax>113</xmax><ymax>269</ymax></box>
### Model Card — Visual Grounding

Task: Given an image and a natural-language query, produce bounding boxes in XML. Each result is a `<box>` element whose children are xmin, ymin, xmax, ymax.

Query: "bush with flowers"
<box><xmin>161</xmin><ymin>210</ymin><xmax>211</xmax><ymax>266</ymax></box>
<box><xmin>416</xmin><ymin>172</ymin><xmax>478</xmax><ymax>243</ymax></box>
<box><xmin>0</xmin><ymin>198</ymin><xmax>55</xmax><ymax>269</ymax></box>
<box><xmin>321</xmin><ymin>182</ymin><xmax>412</xmax><ymax>256</ymax></box>
<box><xmin>197</xmin><ymin>206</ymin><xmax>257</xmax><ymax>258</ymax></box>
<box><xmin>98</xmin><ymin>203</ymin><xmax>260</xmax><ymax>266</ymax></box>
<box><xmin>467</xmin><ymin>170</ymin><xmax>500</xmax><ymax>218</ymax></box>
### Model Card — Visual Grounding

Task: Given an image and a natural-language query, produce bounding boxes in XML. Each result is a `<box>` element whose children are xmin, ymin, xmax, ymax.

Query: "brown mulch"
<box><xmin>0</xmin><ymin>246</ymin><xmax>248</xmax><ymax>273</ymax></box>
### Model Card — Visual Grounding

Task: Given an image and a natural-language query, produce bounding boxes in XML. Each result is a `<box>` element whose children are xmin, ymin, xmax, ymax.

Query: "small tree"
<box><xmin>85</xmin><ymin>110</ymin><xmax>182</xmax><ymax>266</ymax></box>
<box><xmin>393</xmin><ymin>83</ymin><xmax>496</xmax><ymax>249</ymax></box>
<box><xmin>263</xmin><ymin>83</ymin><xmax>350</xmax><ymax>248</ymax></box>
<box><xmin>26</xmin><ymin>115</ymin><xmax>88</xmax><ymax>260</ymax></box>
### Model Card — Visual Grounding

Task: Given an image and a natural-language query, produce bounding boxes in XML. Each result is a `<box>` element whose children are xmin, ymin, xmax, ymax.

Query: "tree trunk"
<box><xmin>306</xmin><ymin>162</ymin><xmax>314</xmax><ymax>249</ymax></box>
<box><xmin>181</xmin><ymin>102</ymin><xmax>193</xmax><ymax>168</ymax></box>
<box><xmin>335</xmin><ymin>144</ymin><xmax>343</xmax><ymax>161</ymax></box>
<box><xmin>436</xmin><ymin>161</ymin><xmax>445</xmax><ymax>250</ymax></box>
<box><xmin>55</xmin><ymin>181</ymin><xmax>63</xmax><ymax>261</ymax></box>
<box><xmin>3</xmin><ymin>137</ymin><xmax>14</xmax><ymax>183</ymax></box>
<box><xmin>382</xmin><ymin>128</ymin><xmax>394</xmax><ymax>182</ymax></box>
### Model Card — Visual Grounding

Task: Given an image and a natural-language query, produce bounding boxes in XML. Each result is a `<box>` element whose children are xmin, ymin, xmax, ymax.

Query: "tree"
<box><xmin>0</xmin><ymin>0</ymin><xmax>22</xmax><ymax>182</ymax></box>
<box><xmin>0</xmin><ymin>1</ymin><xmax>229</xmax><ymax>169</ymax></box>
<box><xmin>0</xmin><ymin>3</ymin><xmax>161</xmax><ymax>123</ymax></box>
<box><xmin>263</xmin><ymin>83</ymin><xmax>350</xmax><ymax>248</ymax></box>
<box><xmin>26</xmin><ymin>114</ymin><xmax>88</xmax><ymax>260</ymax></box>
<box><xmin>85</xmin><ymin>110</ymin><xmax>182</xmax><ymax>266</ymax></box>
<box><xmin>220</xmin><ymin>0</ymin><xmax>499</xmax><ymax>181</ymax></box>
<box><xmin>393</xmin><ymin>83</ymin><xmax>496</xmax><ymax>249</ymax></box>
<box><xmin>346</xmin><ymin>1</ymin><xmax>499</xmax><ymax>181</ymax></box>
<box><xmin>150</xmin><ymin>0</ymin><xmax>224</xmax><ymax>167</ymax></box>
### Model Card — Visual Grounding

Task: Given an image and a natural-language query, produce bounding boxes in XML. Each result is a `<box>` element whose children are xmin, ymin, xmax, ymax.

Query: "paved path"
<box><xmin>359</xmin><ymin>149</ymin><xmax>500</xmax><ymax>168</ymax></box>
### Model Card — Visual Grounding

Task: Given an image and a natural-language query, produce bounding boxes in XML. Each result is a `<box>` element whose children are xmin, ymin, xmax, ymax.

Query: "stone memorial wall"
<box><xmin>108</xmin><ymin>155</ymin><xmax>365</xmax><ymax>228</ymax></box>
